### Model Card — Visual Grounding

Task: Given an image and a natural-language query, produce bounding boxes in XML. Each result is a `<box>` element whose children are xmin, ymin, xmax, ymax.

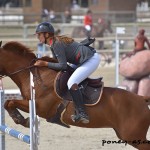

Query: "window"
<box><xmin>71</xmin><ymin>0</ymin><xmax>88</xmax><ymax>8</ymax></box>
<box><xmin>25</xmin><ymin>0</ymin><xmax>32</xmax><ymax>7</ymax></box>
<box><xmin>91</xmin><ymin>0</ymin><xmax>98</xmax><ymax>5</ymax></box>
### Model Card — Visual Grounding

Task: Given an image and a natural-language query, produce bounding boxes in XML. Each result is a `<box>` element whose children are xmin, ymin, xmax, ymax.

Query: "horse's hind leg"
<box><xmin>136</xmin><ymin>142</ymin><xmax>150</xmax><ymax>150</ymax></box>
<box><xmin>113</xmin><ymin>111</ymin><xmax>150</xmax><ymax>150</ymax></box>
<box><xmin>117</xmin><ymin>120</ymin><xmax>150</xmax><ymax>150</ymax></box>
<box><xmin>134</xmin><ymin>127</ymin><xmax>150</xmax><ymax>150</ymax></box>
<box><xmin>131</xmin><ymin>122</ymin><xmax>150</xmax><ymax>150</ymax></box>
<box><xmin>4</xmin><ymin>99</ymin><xmax>30</xmax><ymax>128</ymax></box>
<box><xmin>116</xmin><ymin>130</ymin><xmax>150</xmax><ymax>150</ymax></box>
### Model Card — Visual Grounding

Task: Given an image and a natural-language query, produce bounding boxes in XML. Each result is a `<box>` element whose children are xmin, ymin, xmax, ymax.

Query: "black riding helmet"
<box><xmin>35</xmin><ymin>22</ymin><xmax>55</xmax><ymax>34</ymax></box>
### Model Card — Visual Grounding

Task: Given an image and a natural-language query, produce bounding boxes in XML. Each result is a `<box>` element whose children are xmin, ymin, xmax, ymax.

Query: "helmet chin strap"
<box><xmin>44</xmin><ymin>33</ymin><xmax>50</xmax><ymax>44</ymax></box>
<box><xmin>44</xmin><ymin>38</ymin><xmax>47</xmax><ymax>44</ymax></box>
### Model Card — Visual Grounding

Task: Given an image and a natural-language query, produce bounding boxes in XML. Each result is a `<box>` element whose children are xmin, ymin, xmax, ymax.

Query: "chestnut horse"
<box><xmin>1</xmin><ymin>41</ymin><xmax>150</xmax><ymax>150</ymax></box>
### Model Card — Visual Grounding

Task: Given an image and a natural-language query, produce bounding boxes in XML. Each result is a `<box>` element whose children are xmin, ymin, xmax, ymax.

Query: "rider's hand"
<box><xmin>34</xmin><ymin>60</ymin><xmax>48</xmax><ymax>67</ymax></box>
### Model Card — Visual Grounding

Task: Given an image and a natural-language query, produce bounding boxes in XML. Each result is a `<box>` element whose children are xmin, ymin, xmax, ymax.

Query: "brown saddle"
<box><xmin>54</xmin><ymin>70</ymin><xmax>104</xmax><ymax>106</ymax></box>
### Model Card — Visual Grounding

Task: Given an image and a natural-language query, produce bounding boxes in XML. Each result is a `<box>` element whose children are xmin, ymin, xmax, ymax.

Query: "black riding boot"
<box><xmin>69</xmin><ymin>89</ymin><xmax>89</xmax><ymax>124</ymax></box>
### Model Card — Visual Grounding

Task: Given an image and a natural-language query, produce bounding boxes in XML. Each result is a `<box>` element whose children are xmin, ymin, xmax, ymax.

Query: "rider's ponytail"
<box><xmin>54</xmin><ymin>35</ymin><xmax>74</xmax><ymax>44</ymax></box>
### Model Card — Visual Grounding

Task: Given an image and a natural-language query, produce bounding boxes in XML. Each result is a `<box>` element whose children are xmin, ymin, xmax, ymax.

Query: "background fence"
<box><xmin>1</xmin><ymin>22</ymin><xmax>150</xmax><ymax>49</ymax></box>
<box><xmin>0</xmin><ymin>11</ymin><xmax>136</xmax><ymax>25</ymax></box>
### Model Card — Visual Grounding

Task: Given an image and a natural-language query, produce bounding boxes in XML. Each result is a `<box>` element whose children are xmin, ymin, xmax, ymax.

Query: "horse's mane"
<box><xmin>2</xmin><ymin>41</ymin><xmax>36</xmax><ymax>58</ymax></box>
<box><xmin>2</xmin><ymin>41</ymin><xmax>58</xmax><ymax>63</ymax></box>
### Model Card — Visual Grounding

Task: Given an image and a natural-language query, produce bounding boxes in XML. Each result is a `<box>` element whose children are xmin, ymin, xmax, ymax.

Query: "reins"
<box><xmin>0</xmin><ymin>65</ymin><xmax>35</xmax><ymax>79</ymax></box>
<box><xmin>0</xmin><ymin>58</ymin><xmax>38</xmax><ymax>79</ymax></box>
<box><xmin>0</xmin><ymin>57</ymin><xmax>48</xmax><ymax>89</ymax></box>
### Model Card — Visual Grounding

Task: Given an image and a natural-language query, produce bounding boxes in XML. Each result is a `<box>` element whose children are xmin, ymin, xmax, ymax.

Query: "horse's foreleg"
<box><xmin>4</xmin><ymin>99</ymin><xmax>30</xmax><ymax>128</ymax></box>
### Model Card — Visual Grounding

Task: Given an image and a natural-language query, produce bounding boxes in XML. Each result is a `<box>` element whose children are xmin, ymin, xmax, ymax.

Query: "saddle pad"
<box><xmin>54</xmin><ymin>72</ymin><xmax>104</xmax><ymax>106</ymax></box>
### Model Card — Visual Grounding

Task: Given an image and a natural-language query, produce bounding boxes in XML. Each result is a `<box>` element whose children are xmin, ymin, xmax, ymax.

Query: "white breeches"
<box><xmin>67</xmin><ymin>53</ymin><xmax>100</xmax><ymax>89</ymax></box>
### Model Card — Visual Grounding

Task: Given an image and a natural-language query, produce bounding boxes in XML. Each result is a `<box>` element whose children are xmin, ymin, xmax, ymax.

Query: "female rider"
<box><xmin>34</xmin><ymin>22</ymin><xmax>100</xmax><ymax>124</ymax></box>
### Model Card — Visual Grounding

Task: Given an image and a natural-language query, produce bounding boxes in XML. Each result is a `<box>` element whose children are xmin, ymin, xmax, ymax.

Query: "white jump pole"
<box><xmin>115</xmin><ymin>32</ymin><xmax>119</xmax><ymax>86</ymax></box>
<box><xmin>115</xmin><ymin>27</ymin><xmax>125</xmax><ymax>87</ymax></box>
<box><xmin>30</xmin><ymin>72</ymin><xmax>40</xmax><ymax>150</ymax></box>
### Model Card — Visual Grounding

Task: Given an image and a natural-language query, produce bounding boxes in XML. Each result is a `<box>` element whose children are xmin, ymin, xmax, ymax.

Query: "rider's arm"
<box><xmin>48</xmin><ymin>42</ymin><xmax>68</xmax><ymax>71</ymax></box>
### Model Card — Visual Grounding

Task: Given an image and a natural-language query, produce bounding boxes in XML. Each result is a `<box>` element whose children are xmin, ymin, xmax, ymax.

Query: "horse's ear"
<box><xmin>0</xmin><ymin>41</ymin><xmax>2</xmax><ymax>47</ymax></box>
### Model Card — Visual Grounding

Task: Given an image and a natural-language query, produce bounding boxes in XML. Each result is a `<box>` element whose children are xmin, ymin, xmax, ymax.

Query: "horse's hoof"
<box><xmin>23</xmin><ymin>117</ymin><xmax>30</xmax><ymax>128</ymax></box>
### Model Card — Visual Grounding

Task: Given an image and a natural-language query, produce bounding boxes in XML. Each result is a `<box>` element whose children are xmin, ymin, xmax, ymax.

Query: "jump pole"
<box><xmin>115</xmin><ymin>27</ymin><xmax>125</xmax><ymax>87</ymax></box>
<box><xmin>30</xmin><ymin>72</ymin><xmax>40</xmax><ymax>150</ymax></box>
<box><xmin>0</xmin><ymin>79</ymin><xmax>5</xmax><ymax>150</ymax></box>
<box><xmin>0</xmin><ymin>72</ymin><xmax>40</xmax><ymax>150</ymax></box>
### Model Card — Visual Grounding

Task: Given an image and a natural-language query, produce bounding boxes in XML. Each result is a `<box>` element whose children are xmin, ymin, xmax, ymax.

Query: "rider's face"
<box><xmin>36</xmin><ymin>33</ymin><xmax>45</xmax><ymax>43</ymax></box>
<box><xmin>36</xmin><ymin>32</ymin><xmax>52</xmax><ymax>45</ymax></box>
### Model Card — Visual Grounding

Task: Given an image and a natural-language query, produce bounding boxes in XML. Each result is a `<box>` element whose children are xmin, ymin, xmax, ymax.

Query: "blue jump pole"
<box><xmin>0</xmin><ymin>125</ymin><xmax>30</xmax><ymax>144</ymax></box>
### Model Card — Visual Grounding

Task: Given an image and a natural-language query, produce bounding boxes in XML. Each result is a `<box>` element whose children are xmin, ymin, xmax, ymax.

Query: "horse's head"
<box><xmin>0</xmin><ymin>41</ymin><xmax>36</xmax><ymax>76</ymax></box>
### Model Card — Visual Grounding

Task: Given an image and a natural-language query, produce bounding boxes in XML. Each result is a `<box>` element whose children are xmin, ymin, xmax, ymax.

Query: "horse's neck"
<box><xmin>7</xmin><ymin>57</ymin><xmax>34</xmax><ymax>98</ymax></box>
<box><xmin>9</xmin><ymin>72</ymin><xmax>30</xmax><ymax>97</ymax></box>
